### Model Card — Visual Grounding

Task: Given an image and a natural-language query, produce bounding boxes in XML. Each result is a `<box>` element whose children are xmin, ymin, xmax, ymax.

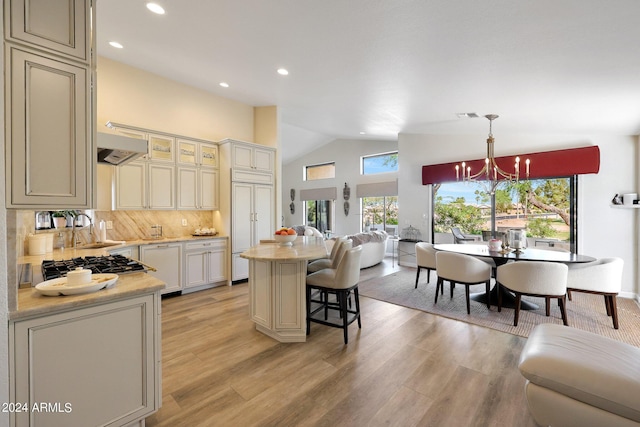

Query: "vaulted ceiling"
<box><xmin>97</xmin><ymin>0</ymin><xmax>640</xmax><ymax>163</ymax></box>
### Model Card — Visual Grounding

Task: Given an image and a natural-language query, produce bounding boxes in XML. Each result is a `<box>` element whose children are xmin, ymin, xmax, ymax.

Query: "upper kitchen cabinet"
<box><xmin>149</xmin><ymin>133</ymin><xmax>175</xmax><ymax>163</ymax></box>
<box><xmin>230</xmin><ymin>140</ymin><xmax>274</xmax><ymax>173</ymax></box>
<box><xmin>4</xmin><ymin>0</ymin><xmax>95</xmax><ymax>209</ymax></box>
<box><xmin>177</xmin><ymin>139</ymin><xmax>218</xmax><ymax>168</ymax></box>
<box><xmin>5</xmin><ymin>0</ymin><xmax>90</xmax><ymax>63</ymax></box>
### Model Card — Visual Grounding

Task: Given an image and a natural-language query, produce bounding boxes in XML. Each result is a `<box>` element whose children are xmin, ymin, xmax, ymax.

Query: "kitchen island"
<box><xmin>240</xmin><ymin>236</ymin><xmax>327</xmax><ymax>342</ymax></box>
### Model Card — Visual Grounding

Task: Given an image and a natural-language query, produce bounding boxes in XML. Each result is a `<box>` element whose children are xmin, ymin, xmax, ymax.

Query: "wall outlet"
<box><xmin>181</xmin><ymin>219</ymin><xmax>187</xmax><ymax>226</ymax></box>
<box><xmin>106</xmin><ymin>221</ymin><xmax>113</xmax><ymax>230</ymax></box>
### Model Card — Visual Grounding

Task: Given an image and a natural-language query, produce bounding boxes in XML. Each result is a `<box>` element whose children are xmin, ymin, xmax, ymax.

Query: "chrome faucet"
<box><xmin>72</xmin><ymin>213</ymin><xmax>93</xmax><ymax>248</ymax></box>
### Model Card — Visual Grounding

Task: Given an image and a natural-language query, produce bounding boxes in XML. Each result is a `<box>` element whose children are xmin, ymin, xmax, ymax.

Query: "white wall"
<box><xmin>398</xmin><ymin>132</ymin><xmax>638</xmax><ymax>297</ymax></box>
<box><xmin>282</xmin><ymin>138</ymin><xmax>398</xmax><ymax>236</ymax></box>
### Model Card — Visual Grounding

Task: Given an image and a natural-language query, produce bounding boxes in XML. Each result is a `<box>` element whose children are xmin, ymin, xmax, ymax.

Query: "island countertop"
<box><xmin>11</xmin><ymin>272</ymin><xmax>165</xmax><ymax>321</ymax></box>
<box><xmin>240</xmin><ymin>236</ymin><xmax>327</xmax><ymax>261</ymax></box>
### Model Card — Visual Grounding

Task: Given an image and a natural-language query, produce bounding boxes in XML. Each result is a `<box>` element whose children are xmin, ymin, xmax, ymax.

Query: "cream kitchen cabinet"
<box><xmin>229</xmin><ymin>140</ymin><xmax>274</xmax><ymax>173</ymax></box>
<box><xmin>218</xmin><ymin>139</ymin><xmax>276</xmax><ymax>282</ymax></box>
<box><xmin>141</xmin><ymin>243</ymin><xmax>182</xmax><ymax>294</ymax></box>
<box><xmin>5</xmin><ymin>46</ymin><xmax>92</xmax><ymax>209</ymax></box>
<box><xmin>9</xmin><ymin>293</ymin><xmax>160</xmax><ymax>427</ymax></box>
<box><xmin>4</xmin><ymin>0</ymin><xmax>94</xmax><ymax>209</ymax></box>
<box><xmin>115</xmin><ymin>161</ymin><xmax>175</xmax><ymax>210</ymax></box>
<box><xmin>6</xmin><ymin>0</ymin><xmax>91</xmax><ymax>62</ymax></box>
<box><xmin>177</xmin><ymin>138</ymin><xmax>218</xmax><ymax>168</ymax></box>
<box><xmin>108</xmin><ymin>245</ymin><xmax>139</xmax><ymax>260</ymax></box>
<box><xmin>176</xmin><ymin>138</ymin><xmax>219</xmax><ymax>210</ymax></box>
<box><xmin>231</xmin><ymin>182</ymin><xmax>274</xmax><ymax>281</ymax></box>
<box><xmin>183</xmin><ymin>239</ymin><xmax>227</xmax><ymax>291</ymax></box>
<box><xmin>177</xmin><ymin>167</ymin><xmax>219</xmax><ymax>210</ymax></box>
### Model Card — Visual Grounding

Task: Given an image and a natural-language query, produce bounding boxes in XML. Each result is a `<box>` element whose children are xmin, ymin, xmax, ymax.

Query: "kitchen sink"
<box><xmin>77</xmin><ymin>242</ymin><xmax>122</xmax><ymax>249</ymax></box>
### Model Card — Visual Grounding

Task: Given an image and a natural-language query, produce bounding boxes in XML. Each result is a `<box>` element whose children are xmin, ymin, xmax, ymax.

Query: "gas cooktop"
<box><xmin>41</xmin><ymin>254</ymin><xmax>147</xmax><ymax>281</ymax></box>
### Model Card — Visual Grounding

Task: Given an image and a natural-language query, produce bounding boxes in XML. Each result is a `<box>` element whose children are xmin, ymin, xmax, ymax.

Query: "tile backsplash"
<box><xmin>20</xmin><ymin>210</ymin><xmax>215</xmax><ymax>255</ymax></box>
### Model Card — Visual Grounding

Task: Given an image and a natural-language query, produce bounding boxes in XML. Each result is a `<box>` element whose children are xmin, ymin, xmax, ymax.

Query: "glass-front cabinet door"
<box><xmin>200</xmin><ymin>144</ymin><xmax>218</xmax><ymax>168</ymax></box>
<box><xmin>149</xmin><ymin>133</ymin><xmax>175</xmax><ymax>162</ymax></box>
<box><xmin>177</xmin><ymin>139</ymin><xmax>197</xmax><ymax>166</ymax></box>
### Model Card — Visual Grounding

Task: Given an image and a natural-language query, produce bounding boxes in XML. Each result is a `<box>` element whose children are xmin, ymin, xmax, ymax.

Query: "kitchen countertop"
<box><xmin>13</xmin><ymin>235</ymin><xmax>228</xmax><ymax>318</ymax></box>
<box><xmin>19</xmin><ymin>234</ymin><xmax>228</xmax><ymax>265</ymax></box>
<box><xmin>11</xmin><ymin>272</ymin><xmax>166</xmax><ymax>321</ymax></box>
<box><xmin>240</xmin><ymin>236</ymin><xmax>327</xmax><ymax>261</ymax></box>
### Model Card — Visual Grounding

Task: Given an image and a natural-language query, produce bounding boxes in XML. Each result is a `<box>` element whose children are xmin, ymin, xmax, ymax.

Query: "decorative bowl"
<box><xmin>274</xmin><ymin>233</ymin><xmax>297</xmax><ymax>246</ymax></box>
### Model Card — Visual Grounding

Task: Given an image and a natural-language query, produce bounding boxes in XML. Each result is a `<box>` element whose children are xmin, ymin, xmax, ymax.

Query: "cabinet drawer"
<box><xmin>231</xmin><ymin>169</ymin><xmax>273</xmax><ymax>184</ymax></box>
<box><xmin>185</xmin><ymin>239</ymin><xmax>226</xmax><ymax>251</ymax></box>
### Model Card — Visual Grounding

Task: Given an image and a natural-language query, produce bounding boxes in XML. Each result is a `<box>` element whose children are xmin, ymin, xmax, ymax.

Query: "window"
<box><xmin>433</xmin><ymin>177</ymin><xmax>577</xmax><ymax>251</ymax></box>
<box><xmin>362</xmin><ymin>151</ymin><xmax>398</xmax><ymax>175</ymax></box>
<box><xmin>362</xmin><ymin>196</ymin><xmax>398</xmax><ymax>236</ymax></box>
<box><xmin>305</xmin><ymin>200</ymin><xmax>334</xmax><ymax>233</ymax></box>
<box><xmin>305</xmin><ymin>162</ymin><xmax>335</xmax><ymax>181</ymax></box>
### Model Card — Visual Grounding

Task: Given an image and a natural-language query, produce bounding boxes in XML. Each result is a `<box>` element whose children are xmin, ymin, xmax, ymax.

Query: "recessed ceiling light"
<box><xmin>359</xmin><ymin>132</ymin><xmax>366</xmax><ymax>135</ymax></box>
<box><xmin>146</xmin><ymin>3</ymin><xmax>165</xmax><ymax>14</ymax></box>
<box><xmin>219</xmin><ymin>82</ymin><xmax>229</xmax><ymax>88</ymax></box>
<box><xmin>109</xmin><ymin>41</ymin><xmax>123</xmax><ymax>49</ymax></box>
<box><xmin>277</xmin><ymin>68</ymin><xmax>289</xmax><ymax>76</ymax></box>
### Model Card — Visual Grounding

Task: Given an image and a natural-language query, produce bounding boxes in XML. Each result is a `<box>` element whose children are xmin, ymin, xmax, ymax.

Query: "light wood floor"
<box><xmin>146</xmin><ymin>258</ymin><xmax>537</xmax><ymax>427</ymax></box>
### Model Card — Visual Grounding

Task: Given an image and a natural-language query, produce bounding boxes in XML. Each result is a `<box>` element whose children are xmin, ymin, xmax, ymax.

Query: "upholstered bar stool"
<box><xmin>435</xmin><ymin>251</ymin><xmax>491</xmax><ymax>314</ymax></box>
<box><xmin>306</xmin><ymin>245</ymin><xmax>363</xmax><ymax>344</ymax></box>
<box><xmin>307</xmin><ymin>237</ymin><xmax>348</xmax><ymax>273</ymax></box>
<box><xmin>497</xmin><ymin>261</ymin><xmax>569</xmax><ymax>326</ymax></box>
<box><xmin>415</xmin><ymin>242</ymin><xmax>437</xmax><ymax>288</ymax></box>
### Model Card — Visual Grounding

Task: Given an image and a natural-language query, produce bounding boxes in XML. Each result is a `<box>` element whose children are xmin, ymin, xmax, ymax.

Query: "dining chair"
<box><xmin>451</xmin><ymin>227</ymin><xmax>475</xmax><ymax>244</ymax></box>
<box><xmin>497</xmin><ymin>261</ymin><xmax>569</xmax><ymax>326</ymax></box>
<box><xmin>435</xmin><ymin>252</ymin><xmax>491</xmax><ymax>314</ymax></box>
<box><xmin>566</xmin><ymin>257</ymin><xmax>623</xmax><ymax>329</ymax></box>
<box><xmin>306</xmin><ymin>245</ymin><xmax>363</xmax><ymax>344</ymax></box>
<box><xmin>307</xmin><ymin>237</ymin><xmax>349</xmax><ymax>273</ymax></box>
<box><xmin>415</xmin><ymin>242</ymin><xmax>437</xmax><ymax>288</ymax></box>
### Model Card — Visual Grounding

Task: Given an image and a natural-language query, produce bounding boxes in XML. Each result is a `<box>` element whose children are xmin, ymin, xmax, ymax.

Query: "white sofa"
<box><xmin>519</xmin><ymin>324</ymin><xmax>640</xmax><ymax>427</ymax></box>
<box><xmin>326</xmin><ymin>230</ymin><xmax>388</xmax><ymax>269</ymax></box>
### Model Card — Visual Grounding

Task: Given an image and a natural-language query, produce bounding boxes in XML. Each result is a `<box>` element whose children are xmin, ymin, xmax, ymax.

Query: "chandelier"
<box><xmin>455</xmin><ymin>114</ymin><xmax>530</xmax><ymax>186</ymax></box>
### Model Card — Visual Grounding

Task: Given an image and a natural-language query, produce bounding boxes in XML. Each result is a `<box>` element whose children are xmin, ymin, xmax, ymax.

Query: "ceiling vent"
<box><xmin>457</xmin><ymin>112</ymin><xmax>479</xmax><ymax>118</ymax></box>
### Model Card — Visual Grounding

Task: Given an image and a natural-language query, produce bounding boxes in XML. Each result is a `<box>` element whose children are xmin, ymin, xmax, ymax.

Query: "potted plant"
<box><xmin>51</xmin><ymin>211</ymin><xmax>68</xmax><ymax>229</ymax></box>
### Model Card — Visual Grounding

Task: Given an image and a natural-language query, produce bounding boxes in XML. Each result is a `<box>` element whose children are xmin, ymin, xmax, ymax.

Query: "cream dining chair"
<box><xmin>415</xmin><ymin>242</ymin><xmax>437</xmax><ymax>288</ymax></box>
<box><xmin>497</xmin><ymin>261</ymin><xmax>569</xmax><ymax>327</ymax></box>
<box><xmin>566</xmin><ymin>257</ymin><xmax>624</xmax><ymax>329</ymax></box>
<box><xmin>435</xmin><ymin>251</ymin><xmax>491</xmax><ymax>314</ymax></box>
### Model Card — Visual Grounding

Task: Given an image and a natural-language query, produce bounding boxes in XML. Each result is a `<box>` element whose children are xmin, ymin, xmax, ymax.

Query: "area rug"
<box><xmin>358</xmin><ymin>269</ymin><xmax>640</xmax><ymax>346</ymax></box>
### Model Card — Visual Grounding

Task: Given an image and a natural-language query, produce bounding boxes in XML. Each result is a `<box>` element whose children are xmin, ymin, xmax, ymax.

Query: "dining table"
<box><xmin>433</xmin><ymin>243</ymin><xmax>596</xmax><ymax>310</ymax></box>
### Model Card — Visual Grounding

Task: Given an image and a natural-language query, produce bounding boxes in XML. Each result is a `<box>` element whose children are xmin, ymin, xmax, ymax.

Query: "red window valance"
<box><xmin>421</xmin><ymin>145</ymin><xmax>600</xmax><ymax>185</ymax></box>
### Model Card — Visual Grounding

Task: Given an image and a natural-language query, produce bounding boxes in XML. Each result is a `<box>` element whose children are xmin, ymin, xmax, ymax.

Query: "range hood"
<box><xmin>97</xmin><ymin>132</ymin><xmax>148</xmax><ymax>166</ymax></box>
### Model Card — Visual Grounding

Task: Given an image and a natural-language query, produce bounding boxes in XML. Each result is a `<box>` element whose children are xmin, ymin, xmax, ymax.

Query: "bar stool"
<box><xmin>306</xmin><ymin>246</ymin><xmax>363</xmax><ymax>344</ymax></box>
<box><xmin>307</xmin><ymin>237</ymin><xmax>349</xmax><ymax>273</ymax></box>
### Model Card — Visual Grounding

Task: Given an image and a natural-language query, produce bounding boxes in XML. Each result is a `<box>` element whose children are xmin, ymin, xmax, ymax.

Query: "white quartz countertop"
<box><xmin>240</xmin><ymin>236</ymin><xmax>327</xmax><ymax>261</ymax></box>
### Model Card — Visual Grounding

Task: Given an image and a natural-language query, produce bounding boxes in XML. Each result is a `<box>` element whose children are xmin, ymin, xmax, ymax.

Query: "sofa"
<box><xmin>519</xmin><ymin>324</ymin><xmax>640</xmax><ymax>427</ymax></box>
<box><xmin>291</xmin><ymin>225</ymin><xmax>324</xmax><ymax>238</ymax></box>
<box><xmin>326</xmin><ymin>230</ymin><xmax>388</xmax><ymax>269</ymax></box>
